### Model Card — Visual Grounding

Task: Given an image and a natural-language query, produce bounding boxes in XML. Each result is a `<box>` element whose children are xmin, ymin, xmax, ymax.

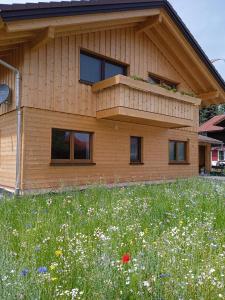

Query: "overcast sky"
<box><xmin>0</xmin><ymin>0</ymin><xmax>224</xmax><ymax>79</ymax></box>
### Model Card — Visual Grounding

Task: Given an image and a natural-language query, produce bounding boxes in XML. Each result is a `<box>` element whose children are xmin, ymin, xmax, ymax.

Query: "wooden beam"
<box><xmin>199</xmin><ymin>91</ymin><xmax>220</xmax><ymax>100</ymax></box>
<box><xmin>155</xmin><ymin>25</ymin><xmax>208</xmax><ymax>92</ymax></box>
<box><xmin>6</xmin><ymin>9</ymin><xmax>160</xmax><ymax>32</ymax></box>
<box><xmin>31</xmin><ymin>27</ymin><xmax>55</xmax><ymax>50</ymax></box>
<box><xmin>0</xmin><ymin>51</ymin><xmax>12</xmax><ymax>57</ymax></box>
<box><xmin>162</xmin><ymin>12</ymin><xmax>219</xmax><ymax>91</ymax></box>
<box><xmin>0</xmin><ymin>38</ymin><xmax>29</xmax><ymax>47</ymax></box>
<box><xmin>145</xmin><ymin>28</ymin><xmax>202</xmax><ymax>93</ymax></box>
<box><xmin>0</xmin><ymin>19</ymin><xmax>4</xmax><ymax>30</ymax></box>
<box><xmin>0</xmin><ymin>30</ymin><xmax>34</xmax><ymax>41</ymax></box>
<box><xmin>0</xmin><ymin>44</ymin><xmax>20</xmax><ymax>52</ymax></box>
<box><xmin>55</xmin><ymin>17</ymin><xmax>143</xmax><ymax>36</ymax></box>
<box><xmin>136</xmin><ymin>14</ymin><xmax>162</xmax><ymax>34</ymax></box>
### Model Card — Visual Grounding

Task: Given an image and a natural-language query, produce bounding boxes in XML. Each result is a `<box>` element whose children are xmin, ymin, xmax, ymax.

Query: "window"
<box><xmin>80</xmin><ymin>50</ymin><xmax>127</xmax><ymax>84</ymax></box>
<box><xmin>130</xmin><ymin>136</ymin><xmax>142</xmax><ymax>164</ymax></box>
<box><xmin>169</xmin><ymin>141</ymin><xmax>188</xmax><ymax>164</ymax></box>
<box><xmin>74</xmin><ymin>132</ymin><xmax>91</xmax><ymax>160</ymax></box>
<box><xmin>219</xmin><ymin>151</ymin><xmax>224</xmax><ymax>161</ymax></box>
<box><xmin>51</xmin><ymin>129</ymin><xmax>93</xmax><ymax>164</ymax></box>
<box><xmin>51</xmin><ymin>129</ymin><xmax>70</xmax><ymax>160</ymax></box>
<box><xmin>148</xmin><ymin>73</ymin><xmax>177</xmax><ymax>90</ymax></box>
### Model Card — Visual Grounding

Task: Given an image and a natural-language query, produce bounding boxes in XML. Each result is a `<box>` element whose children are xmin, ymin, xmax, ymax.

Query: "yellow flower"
<box><xmin>55</xmin><ymin>250</ymin><xmax>63</xmax><ymax>257</ymax></box>
<box><xmin>51</xmin><ymin>277</ymin><xmax>58</xmax><ymax>281</ymax></box>
<box><xmin>144</xmin><ymin>228</ymin><xmax>148</xmax><ymax>234</ymax></box>
<box><xmin>50</xmin><ymin>264</ymin><xmax>56</xmax><ymax>270</ymax></box>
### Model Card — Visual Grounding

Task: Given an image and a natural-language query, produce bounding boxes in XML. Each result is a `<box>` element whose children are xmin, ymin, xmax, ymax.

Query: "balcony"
<box><xmin>92</xmin><ymin>75</ymin><xmax>201</xmax><ymax>128</ymax></box>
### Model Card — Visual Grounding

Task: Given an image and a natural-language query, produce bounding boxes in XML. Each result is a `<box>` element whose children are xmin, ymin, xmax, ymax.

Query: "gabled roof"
<box><xmin>199</xmin><ymin>115</ymin><xmax>225</xmax><ymax>133</ymax></box>
<box><xmin>0</xmin><ymin>0</ymin><xmax>225</xmax><ymax>97</ymax></box>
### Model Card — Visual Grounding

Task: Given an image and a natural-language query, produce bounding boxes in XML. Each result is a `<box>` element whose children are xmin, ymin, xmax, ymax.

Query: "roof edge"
<box><xmin>0</xmin><ymin>0</ymin><xmax>224</xmax><ymax>92</ymax></box>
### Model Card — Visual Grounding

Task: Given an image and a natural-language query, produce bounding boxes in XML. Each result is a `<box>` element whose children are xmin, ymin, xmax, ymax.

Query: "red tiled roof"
<box><xmin>198</xmin><ymin>115</ymin><xmax>225</xmax><ymax>133</ymax></box>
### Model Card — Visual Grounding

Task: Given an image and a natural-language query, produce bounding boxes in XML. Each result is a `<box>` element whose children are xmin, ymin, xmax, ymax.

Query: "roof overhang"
<box><xmin>198</xmin><ymin>135</ymin><xmax>223</xmax><ymax>145</ymax></box>
<box><xmin>0</xmin><ymin>0</ymin><xmax>225</xmax><ymax>105</ymax></box>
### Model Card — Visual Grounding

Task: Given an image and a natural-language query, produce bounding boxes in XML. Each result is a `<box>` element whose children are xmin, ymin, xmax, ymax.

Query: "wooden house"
<box><xmin>199</xmin><ymin>115</ymin><xmax>225</xmax><ymax>167</ymax></box>
<box><xmin>0</xmin><ymin>0</ymin><xmax>225</xmax><ymax>194</ymax></box>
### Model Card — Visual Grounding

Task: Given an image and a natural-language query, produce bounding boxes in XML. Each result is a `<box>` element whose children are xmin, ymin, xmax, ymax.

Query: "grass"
<box><xmin>0</xmin><ymin>178</ymin><xmax>224</xmax><ymax>299</ymax></box>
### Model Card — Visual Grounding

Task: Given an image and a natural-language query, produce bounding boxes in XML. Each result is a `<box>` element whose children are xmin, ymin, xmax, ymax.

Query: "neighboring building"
<box><xmin>199</xmin><ymin>115</ymin><xmax>225</xmax><ymax>166</ymax></box>
<box><xmin>198</xmin><ymin>135</ymin><xmax>223</xmax><ymax>173</ymax></box>
<box><xmin>0</xmin><ymin>0</ymin><xmax>225</xmax><ymax>194</ymax></box>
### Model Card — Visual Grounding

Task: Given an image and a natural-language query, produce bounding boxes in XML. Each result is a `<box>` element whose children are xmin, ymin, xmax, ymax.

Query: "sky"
<box><xmin>0</xmin><ymin>0</ymin><xmax>225</xmax><ymax>80</ymax></box>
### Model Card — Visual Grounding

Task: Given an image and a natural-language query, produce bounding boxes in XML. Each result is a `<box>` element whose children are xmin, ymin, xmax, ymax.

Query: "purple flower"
<box><xmin>35</xmin><ymin>245</ymin><xmax>41</xmax><ymax>252</ymax></box>
<box><xmin>37</xmin><ymin>266</ymin><xmax>47</xmax><ymax>274</ymax></box>
<box><xmin>20</xmin><ymin>268</ymin><xmax>29</xmax><ymax>276</ymax></box>
<box><xmin>159</xmin><ymin>273</ymin><xmax>171</xmax><ymax>278</ymax></box>
<box><xmin>25</xmin><ymin>224</ymin><xmax>32</xmax><ymax>229</ymax></box>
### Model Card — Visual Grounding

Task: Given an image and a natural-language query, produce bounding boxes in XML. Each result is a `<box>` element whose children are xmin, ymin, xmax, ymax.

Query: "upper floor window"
<box><xmin>130</xmin><ymin>136</ymin><xmax>143</xmax><ymax>164</ymax></box>
<box><xmin>51</xmin><ymin>128</ymin><xmax>93</xmax><ymax>164</ymax></box>
<box><xmin>80</xmin><ymin>50</ymin><xmax>127</xmax><ymax>84</ymax></box>
<box><xmin>148</xmin><ymin>73</ymin><xmax>178</xmax><ymax>90</ymax></box>
<box><xmin>169</xmin><ymin>140</ymin><xmax>188</xmax><ymax>164</ymax></box>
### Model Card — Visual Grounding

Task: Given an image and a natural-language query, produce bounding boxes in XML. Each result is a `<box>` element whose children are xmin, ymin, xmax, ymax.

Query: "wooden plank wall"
<box><xmin>22</xmin><ymin>107</ymin><xmax>198</xmax><ymax>192</ymax></box>
<box><xmin>0</xmin><ymin>48</ymin><xmax>24</xmax><ymax>116</ymax></box>
<box><xmin>22</xmin><ymin>26</ymin><xmax>193</xmax><ymax>118</ymax></box>
<box><xmin>0</xmin><ymin>111</ymin><xmax>17</xmax><ymax>189</ymax></box>
<box><xmin>96</xmin><ymin>85</ymin><xmax>195</xmax><ymax>121</ymax></box>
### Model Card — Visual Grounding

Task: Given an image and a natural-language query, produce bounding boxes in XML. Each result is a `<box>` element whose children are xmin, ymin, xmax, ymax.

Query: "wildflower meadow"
<box><xmin>0</xmin><ymin>179</ymin><xmax>224</xmax><ymax>299</ymax></box>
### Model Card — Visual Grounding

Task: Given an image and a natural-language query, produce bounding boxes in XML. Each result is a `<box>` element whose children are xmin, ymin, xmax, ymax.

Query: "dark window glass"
<box><xmin>169</xmin><ymin>141</ymin><xmax>176</xmax><ymax>161</ymax></box>
<box><xmin>169</xmin><ymin>141</ymin><xmax>187</xmax><ymax>163</ymax></box>
<box><xmin>130</xmin><ymin>136</ymin><xmax>142</xmax><ymax>163</ymax></box>
<box><xmin>51</xmin><ymin>129</ymin><xmax>70</xmax><ymax>159</ymax></box>
<box><xmin>219</xmin><ymin>151</ymin><xmax>224</xmax><ymax>161</ymax></box>
<box><xmin>80</xmin><ymin>51</ymin><xmax>127</xmax><ymax>84</ymax></box>
<box><xmin>148</xmin><ymin>74</ymin><xmax>177</xmax><ymax>89</ymax></box>
<box><xmin>177</xmin><ymin>142</ymin><xmax>185</xmax><ymax>161</ymax></box>
<box><xmin>148</xmin><ymin>76</ymin><xmax>161</xmax><ymax>85</ymax></box>
<box><xmin>105</xmin><ymin>61</ymin><xmax>125</xmax><ymax>79</ymax></box>
<box><xmin>74</xmin><ymin>132</ymin><xmax>91</xmax><ymax>160</ymax></box>
<box><xmin>80</xmin><ymin>53</ymin><xmax>102</xmax><ymax>84</ymax></box>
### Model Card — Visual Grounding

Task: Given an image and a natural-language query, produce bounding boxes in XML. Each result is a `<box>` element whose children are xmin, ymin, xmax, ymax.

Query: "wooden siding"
<box><xmin>22</xmin><ymin>107</ymin><xmax>198</xmax><ymax>192</ymax></box>
<box><xmin>0</xmin><ymin>48</ymin><xmax>23</xmax><ymax>116</ymax></box>
<box><xmin>93</xmin><ymin>75</ymin><xmax>200</xmax><ymax>128</ymax></box>
<box><xmin>21</xmin><ymin>27</ymin><xmax>194</xmax><ymax>118</ymax></box>
<box><xmin>0</xmin><ymin>111</ymin><xmax>17</xmax><ymax>189</ymax></box>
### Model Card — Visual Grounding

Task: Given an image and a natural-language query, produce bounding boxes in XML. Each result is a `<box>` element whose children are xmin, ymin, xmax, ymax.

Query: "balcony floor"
<box><xmin>96</xmin><ymin>106</ymin><xmax>193</xmax><ymax>128</ymax></box>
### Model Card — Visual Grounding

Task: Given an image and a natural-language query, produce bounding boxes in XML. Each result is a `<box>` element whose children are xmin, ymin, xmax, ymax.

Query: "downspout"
<box><xmin>0</xmin><ymin>59</ymin><xmax>21</xmax><ymax>196</ymax></box>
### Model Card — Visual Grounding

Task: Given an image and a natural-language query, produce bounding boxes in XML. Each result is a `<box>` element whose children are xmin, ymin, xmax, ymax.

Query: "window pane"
<box><xmin>74</xmin><ymin>132</ymin><xmax>91</xmax><ymax>160</ymax></box>
<box><xmin>80</xmin><ymin>53</ymin><xmax>101</xmax><ymax>83</ymax></box>
<box><xmin>177</xmin><ymin>142</ymin><xmax>185</xmax><ymax>161</ymax></box>
<box><xmin>219</xmin><ymin>151</ymin><xmax>224</xmax><ymax>161</ymax></box>
<box><xmin>169</xmin><ymin>141</ymin><xmax>176</xmax><ymax>161</ymax></box>
<box><xmin>105</xmin><ymin>61</ymin><xmax>125</xmax><ymax>79</ymax></box>
<box><xmin>130</xmin><ymin>137</ymin><xmax>141</xmax><ymax>163</ymax></box>
<box><xmin>148</xmin><ymin>76</ymin><xmax>161</xmax><ymax>85</ymax></box>
<box><xmin>51</xmin><ymin>129</ymin><xmax>70</xmax><ymax>159</ymax></box>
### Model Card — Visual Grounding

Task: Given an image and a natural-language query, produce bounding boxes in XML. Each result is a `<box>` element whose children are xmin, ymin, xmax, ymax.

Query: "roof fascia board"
<box><xmin>5</xmin><ymin>9</ymin><xmax>160</xmax><ymax>32</ymax></box>
<box><xmin>0</xmin><ymin>1</ymin><xmax>165</xmax><ymax>22</ymax></box>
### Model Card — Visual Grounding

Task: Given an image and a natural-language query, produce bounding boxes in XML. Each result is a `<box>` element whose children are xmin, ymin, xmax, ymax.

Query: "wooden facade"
<box><xmin>0</xmin><ymin>1</ymin><xmax>225</xmax><ymax>193</ymax></box>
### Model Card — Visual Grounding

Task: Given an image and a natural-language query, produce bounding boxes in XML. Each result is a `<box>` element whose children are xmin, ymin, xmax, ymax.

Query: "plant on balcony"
<box><xmin>130</xmin><ymin>75</ymin><xmax>196</xmax><ymax>98</ymax></box>
<box><xmin>180</xmin><ymin>90</ymin><xmax>196</xmax><ymax>97</ymax></box>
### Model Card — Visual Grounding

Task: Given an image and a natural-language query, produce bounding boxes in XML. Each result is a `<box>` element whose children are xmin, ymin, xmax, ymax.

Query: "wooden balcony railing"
<box><xmin>92</xmin><ymin>75</ymin><xmax>201</xmax><ymax>128</ymax></box>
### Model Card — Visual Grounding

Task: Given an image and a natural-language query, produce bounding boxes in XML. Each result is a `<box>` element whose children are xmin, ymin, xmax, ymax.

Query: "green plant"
<box><xmin>0</xmin><ymin>179</ymin><xmax>224</xmax><ymax>299</ymax></box>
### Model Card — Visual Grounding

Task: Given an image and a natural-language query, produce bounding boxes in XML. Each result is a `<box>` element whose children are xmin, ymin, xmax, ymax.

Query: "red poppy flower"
<box><xmin>122</xmin><ymin>253</ymin><xmax>131</xmax><ymax>264</ymax></box>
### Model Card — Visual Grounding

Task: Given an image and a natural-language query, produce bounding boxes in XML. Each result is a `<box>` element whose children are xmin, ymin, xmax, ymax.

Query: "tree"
<box><xmin>199</xmin><ymin>104</ymin><xmax>225</xmax><ymax>124</ymax></box>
